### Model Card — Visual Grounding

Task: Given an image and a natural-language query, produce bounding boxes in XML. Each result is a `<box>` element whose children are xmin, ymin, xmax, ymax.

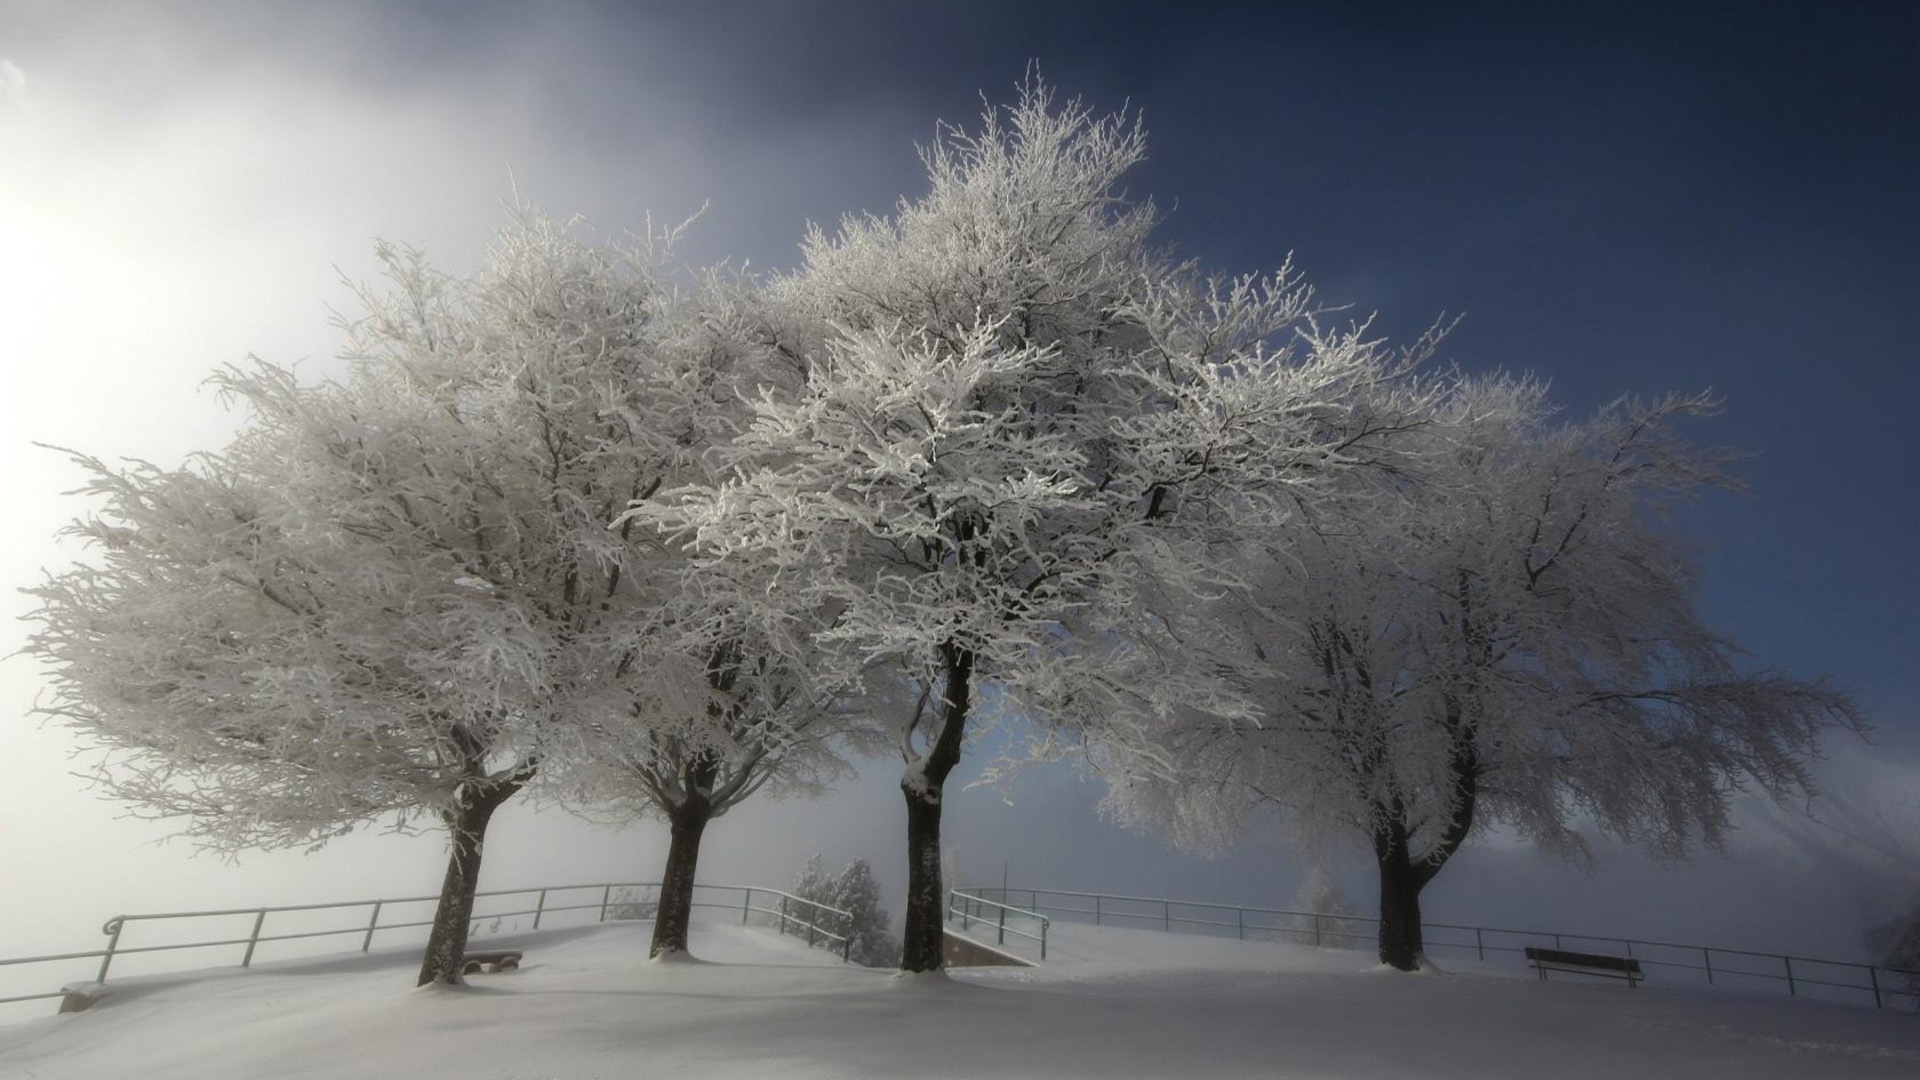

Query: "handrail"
<box><xmin>731</xmin><ymin>885</ymin><xmax>854</xmax><ymax>960</ymax></box>
<box><xmin>0</xmin><ymin>880</ymin><xmax>852</xmax><ymax>1016</ymax></box>
<box><xmin>963</xmin><ymin>884</ymin><xmax>1920</xmax><ymax>1011</ymax></box>
<box><xmin>946</xmin><ymin>889</ymin><xmax>1051</xmax><ymax>961</ymax></box>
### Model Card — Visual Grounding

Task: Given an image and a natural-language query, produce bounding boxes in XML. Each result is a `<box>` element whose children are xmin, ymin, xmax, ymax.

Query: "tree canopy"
<box><xmin>1100</xmin><ymin>374</ymin><xmax>1865</xmax><ymax>968</ymax></box>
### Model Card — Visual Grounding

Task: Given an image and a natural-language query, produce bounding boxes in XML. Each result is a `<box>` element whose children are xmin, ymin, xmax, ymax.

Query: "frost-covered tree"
<box><xmin>24</xmin><ymin>210</ymin><xmax>806</xmax><ymax>984</ymax></box>
<box><xmin>525</xmin><ymin>265</ymin><xmax>883</xmax><ymax>962</ymax></box>
<box><xmin>1870</xmin><ymin>910</ymin><xmax>1920</xmax><ymax>1003</ymax></box>
<box><xmin>791</xmin><ymin>854</ymin><xmax>897</xmax><ymax>967</ymax></box>
<box><xmin>568</xmin><ymin>591</ymin><xmax>877</xmax><ymax>961</ymax></box>
<box><xmin>25</xmin><ymin>400</ymin><xmax>550</xmax><ymax>988</ymax></box>
<box><xmin>1105</xmin><ymin>376</ymin><xmax>1864</xmax><ymax>970</ymax></box>
<box><xmin>1747</xmin><ymin>751</ymin><xmax>1920</xmax><ymax>998</ymax></box>
<box><xmin>304</xmin><ymin>217</ymin><xmax>876</xmax><ymax>970</ymax></box>
<box><xmin>1292</xmin><ymin>866</ymin><xmax>1362</xmax><ymax>948</ymax></box>
<box><xmin>832</xmin><ymin>859</ymin><xmax>897</xmax><ymax>969</ymax></box>
<box><xmin>633</xmin><ymin>80</ymin><xmax>1422</xmax><ymax>972</ymax></box>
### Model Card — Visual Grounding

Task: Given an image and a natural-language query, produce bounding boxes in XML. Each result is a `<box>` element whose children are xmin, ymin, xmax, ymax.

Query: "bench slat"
<box><xmin>1524</xmin><ymin>947</ymin><xmax>1640</xmax><ymax>972</ymax></box>
<box><xmin>1524</xmin><ymin>946</ymin><xmax>1641</xmax><ymax>987</ymax></box>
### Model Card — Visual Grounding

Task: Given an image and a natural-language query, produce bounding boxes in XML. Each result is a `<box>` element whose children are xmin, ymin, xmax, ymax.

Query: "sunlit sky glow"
<box><xmin>2</xmin><ymin>0</ymin><xmax>1915</xmax><ymax>965</ymax></box>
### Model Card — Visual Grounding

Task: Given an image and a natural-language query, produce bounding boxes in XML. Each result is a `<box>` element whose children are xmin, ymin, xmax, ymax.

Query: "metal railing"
<box><xmin>947</xmin><ymin>890</ymin><xmax>1051</xmax><ymax>961</ymax></box>
<box><xmin>0</xmin><ymin>880</ymin><xmax>850</xmax><ymax>1015</ymax></box>
<box><xmin>733</xmin><ymin>885</ymin><xmax>854</xmax><ymax>960</ymax></box>
<box><xmin>964</xmin><ymin>885</ymin><xmax>1920</xmax><ymax>1012</ymax></box>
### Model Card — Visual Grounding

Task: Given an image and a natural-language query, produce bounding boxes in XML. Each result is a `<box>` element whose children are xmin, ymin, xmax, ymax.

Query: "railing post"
<box><xmin>362</xmin><ymin>901</ymin><xmax>383</xmax><ymax>953</ymax></box>
<box><xmin>1868</xmin><ymin>965</ymin><xmax>1882</xmax><ymax>1009</ymax></box>
<box><xmin>1313</xmin><ymin>912</ymin><xmax>1323</xmax><ymax>947</ymax></box>
<box><xmin>742</xmin><ymin>888</ymin><xmax>752</xmax><ymax>925</ymax></box>
<box><xmin>1553</xmin><ymin>933</ymin><xmax>1562</xmax><ymax>949</ymax></box>
<box><xmin>241</xmin><ymin>908</ymin><xmax>268</xmax><ymax>968</ymax></box>
<box><xmin>1703</xmin><ymin>948</ymin><xmax>1714</xmax><ymax>985</ymax></box>
<box><xmin>1237</xmin><ymin>907</ymin><xmax>1244</xmax><ymax>940</ymax></box>
<box><xmin>1784</xmin><ymin>955</ymin><xmax>1795</xmax><ymax>996</ymax></box>
<box><xmin>600</xmin><ymin>885</ymin><xmax>613</xmax><ymax>923</ymax></box>
<box><xmin>1476</xmin><ymin>927</ymin><xmax>1484</xmax><ymax>961</ymax></box>
<box><xmin>533</xmin><ymin>889</ymin><xmax>547</xmax><ymax>931</ymax></box>
<box><xmin>97</xmin><ymin>919</ymin><xmax>125</xmax><ymax>983</ymax></box>
<box><xmin>1164</xmin><ymin>901</ymin><xmax>1171</xmax><ymax>932</ymax></box>
<box><xmin>1095</xmin><ymin>895</ymin><xmax>1102</xmax><ymax>926</ymax></box>
<box><xmin>998</xmin><ymin>903</ymin><xmax>1007</xmax><ymax>946</ymax></box>
<box><xmin>1040</xmin><ymin>919</ymin><xmax>1048</xmax><ymax>961</ymax></box>
<box><xmin>779</xmin><ymin>895</ymin><xmax>789</xmax><ymax>936</ymax></box>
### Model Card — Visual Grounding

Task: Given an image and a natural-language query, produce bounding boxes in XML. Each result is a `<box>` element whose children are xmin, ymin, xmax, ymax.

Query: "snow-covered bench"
<box><xmin>1525</xmin><ymin>946</ymin><xmax>1641</xmax><ymax>988</ymax></box>
<box><xmin>460</xmin><ymin>950</ymin><xmax>522</xmax><ymax>975</ymax></box>
<box><xmin>58</xmin><ymin>982</ymin><xmax>111</xmax><ymax>1013</ymax></box>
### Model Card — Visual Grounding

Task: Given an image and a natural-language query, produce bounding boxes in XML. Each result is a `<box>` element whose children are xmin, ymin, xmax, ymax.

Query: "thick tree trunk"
<box><xmin>899</xmin><ymin>782</ymin><xmax>947</xmax><ymax>972</ymax></box>
<box><xmin>417</xmin><ymin>797</ymin><xmax>503</xmax><ymax>987</ymax></box>
<box><xmin>897</xmin><ymin>642</ymin><xmax>973</xmax><ymax>974</ymax></box>
<box><xmin>1372</xmin><ymin>739</ymin><xmax>1477</xmax><ymax>972</ymax></box>
<box><xmin>649</xmin><ymin>795</ymin><xmax>714</xmax><ymax>960</ymax></box>
<box><xmin>1375</xmin><ymin>831</ymin><xmax>1427</xmax><ymax>972</ymax></box>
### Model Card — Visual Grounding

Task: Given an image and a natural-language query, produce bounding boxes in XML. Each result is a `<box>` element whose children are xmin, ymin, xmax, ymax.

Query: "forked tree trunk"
<box><xmin>1372</xmin><ymin>743</ymin><xmax>1477</xmax><ymax>972</ymax></box>
<box><xmin>898</xmin><ymin>643</ymin><xmax>973</xmax><ymax>974</ymax></box>
<box><xmin>417</xmin><ymin>794</ymin><xmax>508</xmax><ymax>987</ymax></box>
<box><xmin>1374</xmin><ymin>828</ymin><xmax>1427</xmax><ymax>972</ymax></box>
<box><xmin>649</xmin><ymin>794</ymin><xmax>715</xmax><ymax>959</ymax></box>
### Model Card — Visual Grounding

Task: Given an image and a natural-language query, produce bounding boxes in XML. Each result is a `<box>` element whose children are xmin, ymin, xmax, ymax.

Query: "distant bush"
<box><xmin>605</xmin><ymin>886</ymin><xmax>659</xmax><ymax>922</ymax></box>
<box><xmin>1868</xmin><ymin>901</ymin><xmax>1920</xmax><ymax>1010</ymax></box>
<box><xmin>1290</xmin><ymin>868</ymin><xmax>1367</xmax><ymax>949</ymax></box>
<box><xmin>791</xmin><ymin>854</ymin><xmax>900</xmax><ymax>968</ymax></box>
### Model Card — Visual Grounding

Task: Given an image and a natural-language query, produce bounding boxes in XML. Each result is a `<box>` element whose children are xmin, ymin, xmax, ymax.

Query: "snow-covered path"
<box><xmin>3</xmin><ymin>919</ymin><xmax>1917</xmax><ymax>1079</ymax></box>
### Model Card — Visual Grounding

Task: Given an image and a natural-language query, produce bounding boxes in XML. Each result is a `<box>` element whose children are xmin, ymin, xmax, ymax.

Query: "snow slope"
<box><xmin>2</xmin><ymin>918</ymin><xmax>1917</xmax><ymax>1079</ymax></box>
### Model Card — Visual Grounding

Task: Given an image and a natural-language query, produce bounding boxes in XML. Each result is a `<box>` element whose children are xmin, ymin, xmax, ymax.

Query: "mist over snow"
<box><xmin>5</xmin><ymin>917</ymin><xmax>1918</xmax><ymax>1080</ymax></box>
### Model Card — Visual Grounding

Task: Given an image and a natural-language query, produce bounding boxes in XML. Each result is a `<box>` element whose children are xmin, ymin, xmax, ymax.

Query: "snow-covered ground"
<box><xmin>3</xmin><ymin>918</ymin><xmax>1917</xmax><ymax>1079</ymax></box>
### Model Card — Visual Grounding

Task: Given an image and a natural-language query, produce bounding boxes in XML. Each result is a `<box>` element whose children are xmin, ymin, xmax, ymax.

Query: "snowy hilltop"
<box><xmin>4</xmin><ymin>916</ymin><xmax>1918</xmax><ymax>1079</ymax></box>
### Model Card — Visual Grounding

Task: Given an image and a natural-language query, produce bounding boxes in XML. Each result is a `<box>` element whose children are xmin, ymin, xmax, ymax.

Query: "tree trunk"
<box><xmin>1372</xmin><ymin>745</ymin><xmax>1477</xmax><ymax>972</ymax></box>
<box><xmin>898</xmin><ymin>643</ymin><xmax>973</xmax><ymax>974</ymax></box>
<box><xmin>417</xmin><ymin>796</ymin><xmax>504</xmax><ymax>987</ymax></box>
<box><xmin>899</xmin><ymin>781</ymin><xmax>948</xmax><ymax>972</ymax></box>
<box><xmin>649</xmin><ymin>794</ymin><xmax>714</xmax><ymax>960</ymax></box>
<box><xmin>1375</xmin><ymin>829</ymin><xmax>1427</xmax><ymax>972</ymax></box>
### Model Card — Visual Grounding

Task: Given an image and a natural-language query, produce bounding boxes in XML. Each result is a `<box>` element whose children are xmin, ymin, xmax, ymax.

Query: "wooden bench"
<box><xmin>1525</xmin><ymin>946</ymin><xmax>1641</xmax><ymax>988</ymax></box>
<box><xmin>460</xmin><ymin>950</ymin><xmax>523</xmax><ymax>975</ymax></box>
